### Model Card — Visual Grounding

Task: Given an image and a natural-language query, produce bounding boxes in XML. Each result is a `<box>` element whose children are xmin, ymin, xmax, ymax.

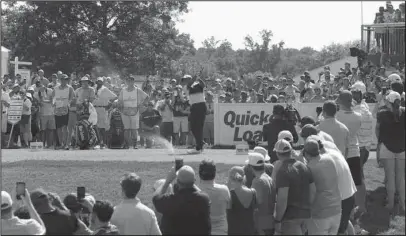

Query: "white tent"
<box><xmin>1</xmin><ymin>46</ymin><xmax>10</xmax><ymax>77</ymax></box>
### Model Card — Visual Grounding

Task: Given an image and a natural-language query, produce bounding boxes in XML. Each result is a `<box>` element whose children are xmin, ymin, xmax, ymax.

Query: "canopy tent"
<box><xmin>1</xmin><ymin>46</ymin><xmax>10</xmax><ymax>77</ymax></box>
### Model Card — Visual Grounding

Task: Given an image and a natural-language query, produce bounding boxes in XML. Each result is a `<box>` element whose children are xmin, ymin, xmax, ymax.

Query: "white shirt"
<box><xmin>111</xmin><ymin>198</ymin><xmax>161</xmax><ymax>235</ymax></box>
<box><xmin>1</xmin><ymin>91</ymin><xmax>11</xmax><ymax>113</ymax></box>
<box><xmin>1</xmin><ymin>217</ymin><xmax>46</xmax><ymax>235</ymax></box>
<box><xmin>155</xmin><ymin>99</ymin><xmax>174</xmax><ymax>122</ymax></box>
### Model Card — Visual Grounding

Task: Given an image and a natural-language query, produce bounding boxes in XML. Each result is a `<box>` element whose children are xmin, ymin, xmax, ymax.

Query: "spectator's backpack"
<box><xmin>109</xmin><ymin>108</ymin><xmax>124</xmax><ymax>149</ymax></box>
<box><xmin>75</xmin><ymin>119</ymin><xmax>98</xmax><ymax>150</ymax></box>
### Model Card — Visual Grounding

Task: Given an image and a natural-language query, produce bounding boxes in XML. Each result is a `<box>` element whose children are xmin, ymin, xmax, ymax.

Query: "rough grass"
<box><xmin>2</xmin><ymin>157</ymin><xmax>404</xmax><ymax>235</ymax></box>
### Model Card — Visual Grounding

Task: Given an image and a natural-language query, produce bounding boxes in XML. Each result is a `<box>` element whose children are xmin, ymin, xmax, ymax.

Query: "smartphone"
<box><xmin>77</xmin><ymin>187</ymin><xmax>86</xmax><ymax>200</ymax></box>
<box><xmin>175</xmin><ymin>157</ymin><xmax>184</xmax><ymax>171</ymax></box>
<box><xmin>16</xmin><ymin>182</ymin><xmax>26</xmax><ymax>200</ymax></box>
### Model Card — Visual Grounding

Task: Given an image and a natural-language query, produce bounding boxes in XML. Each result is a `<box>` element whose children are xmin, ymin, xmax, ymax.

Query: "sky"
<box><xmin>176</xmin><ymin>1</ymin><xmax>404</xmax><ymax>50</ymax></box>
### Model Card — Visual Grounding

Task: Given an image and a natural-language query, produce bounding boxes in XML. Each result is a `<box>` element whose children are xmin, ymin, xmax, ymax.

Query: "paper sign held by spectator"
<box><xmin>7</xmin><ymin>99</ymin><xmax>23</xmax><ymax>124</ymax></box>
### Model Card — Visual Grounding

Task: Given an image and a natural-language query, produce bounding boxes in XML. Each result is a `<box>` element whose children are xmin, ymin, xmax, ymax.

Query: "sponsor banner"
<box><xmin>214</xmin><ymin>103</ymin><xmax>377</xmax><ymax>147</ymax></box>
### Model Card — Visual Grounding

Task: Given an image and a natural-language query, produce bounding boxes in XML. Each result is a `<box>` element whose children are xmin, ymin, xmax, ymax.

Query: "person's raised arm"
<box><xmin>21</xmin><ymin>189</ymin><xmax>46</xmax><ymax>235</ymax></box>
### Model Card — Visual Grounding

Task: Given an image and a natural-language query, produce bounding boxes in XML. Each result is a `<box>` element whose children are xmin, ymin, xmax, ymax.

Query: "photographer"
<box><xmin>262</xmin><ymin>104</ymin><xmax>298</xmax><ymax>163</ymax></box>
<box><xmin>1</xmin><ymin>189</ymin><xmax>46</xmax><ymax>235</ymax></box>
<box><xmin>156</xmin><ymin>90</ymin><xmax>174</xmax><ymax>142</ymax></box>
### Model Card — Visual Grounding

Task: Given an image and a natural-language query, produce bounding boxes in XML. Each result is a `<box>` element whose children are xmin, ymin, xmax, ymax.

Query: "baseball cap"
<box><xmin>27</xmin><ymin>86</ymin><xmax>35</xmax><ymax>92</ymax></box>
<box><xmin>386</xmin><ymin>91</ymin><xmax>401</xmax><ymax>103</ymax></box>
<box><xmin>226</xmin><ymin>78</ymin><xmax>232</xmax><ymax>82</ymax></box>
<box><xmin>388</xmin><ymin>73</ymin><xmax>402</xmax><ymax>84</ymax></box>
<box><xmin>63</xmin><ymin>193</ymin><xmax>96</xmax><ymax>213</ymax></box>
<box><xmin>273</xmin><ymin>139</ymin><xmax>292</xmax><ymax>153</ymax></box>
<box><xmin>80</xmin><ymin>76</ymin><xmax>89</xmax><ymax>82</ymax></box>
<box><xmin>304</xmin><ymin>138</ymin><xmax>321</xmax><ymax>156</ymax></box>
<box><xmin>253</xmin><ymin>146</ymin><xmax>270</xmax><ymax>162</ymax></box>
<box><xmin>182</xmin><ymin>75</ymin><xmax>192</xmax><ymax>79</ymax></box>
<box><xmin>351</xmin><ymin>81</ymin><xmax>367</xmax><ymax>94</ymax></box>
<box><xmin>97</xmin><ymin>77</ymin><xmax>104</xmax><ymax>82</ymax></box>
<box><xmin>336</xmin><ymin>90</ymin><xmax>353</xmax><ymax>105</ymax></box>
<box><xmin>300</xmin><ymin>124</ymin><xmax>319</xmax><ymax>139</ymax></box>
<box><xmin>215</xmin><ymin>79</ymin><xmax>221</xmax><ymax>83</ymax></box>
<box><xmin>278</xmin><ymin>130</ymin><xmax>294</xmax><ymax>143</ymax></box>
<box><xmin>177</xmin><ymin>165</ymin><xmax>195</xmax><ymax>184</ymax></box>
<box><xmin>61</xmin><ymin>74</ymin><xmax>69</xmax><ymax>80</ymax></box>
<box><xmin>245</xmin><ymin>153</ymin><xmax>265</xmax><ymax>166</ymax></box>
<box><xmin>170</xmin><ymin>79</ymin><xmax>177</xmax><ymax>83</ymax></box>
<box><xmin>1</xmin><ymin>191</ymin><xmax>13</xmax><ymax>210</ymax></box>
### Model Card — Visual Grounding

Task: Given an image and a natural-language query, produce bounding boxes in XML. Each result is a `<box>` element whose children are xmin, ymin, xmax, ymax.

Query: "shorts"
<box><xmin>380</xmin><ymin>143</ymin><xmax>405</xmax><ymax>160</ymax></box>
<box><xmin>67</xmin><ymin>111</ymin><xmax>77</xmax><ymax>130</ymax></box>
<box><xmin>307</xmin><ymin>213</ymin><xmax>341</xmax><ymax>235</ymax></box>
<box><xmin>173</xmin><ymin>116</ymin><xmax>188</xmax><ymax>133</ymax></box>
<box><xmin>338</xmin><ymin>195</ymin><xmax>355</xmax><ymax>234</ymax></box>
<box><xmin>2</xmin><ymin>112</ymin><xmax>7</xmax><ymax>132</ymax></box>
<box><xmin>161</xmin><ymin>122</ymin><xmax>173</xmax><ymax>138</ymax></box>
<box><xmin>40</xmin><ymin>115</ymin><xmax>56</xmax><ymax>130</ymax></box>
<box><xmin>203</xmin><ymin>121</ymin><xmax>214</xmax><ymax>140</ymax></box>
<box><xmin>346</xmin><ymin>156</ymin><xmax>363</xmax><ymax>186</ymax></box>
<box><xmin>95</xmin><ymin>107</ymin><xmax>109</xmax><ymax>129</ymax></box>
<box><xmin>120</xmin><ymin>114</ymin><xmax>139</xmax><ymax>130</ymax></box>
<box><xmin>55</xmin><ymin>114</ymin><xmax>69</xmax><ymax>128</ymax></box>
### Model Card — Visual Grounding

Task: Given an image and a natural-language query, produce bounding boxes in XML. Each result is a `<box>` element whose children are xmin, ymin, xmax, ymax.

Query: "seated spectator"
<box><xmin>153</xmin><ymin>166</ymin><xmax>211</xmax><ymax>235</ymax></box>
<box><xmin>198</xmin><ymin>159</ymin><xmax>231</xmax><ymax>235</ymax></box>
<box><xmin>90</xmin><ymin>200</ymin><xmax>119</xmax><ymax>235</ymax></box>
<box><xmin>30</xmin><ymin>188</ymin><xmax>91</xmax><ymax>235</ymax></box>
<box><xmin>1</xmin><ymin>190</ymin><xmax>46</xmax><ymax>235</ymax></box>
<box><xmin>226</xmin><ymin>166</ymin><xmax>257</xmax><ymax>235</ymax></box>
<box><xmin>243</xmin><ymin>146</ymin><xmax>274</xmax><ymax>187</ymax></box>
<box><xmin>111</xmin><ymin>173</ymin><xmax>161</xmax><ymax>235</ymax></box>
<box><xmin>140</xmin><ymin>101</ymin><xmax>162</xmax><ymax>148</ymax></box>
<box><xmin>246</xmin><ymin>153</ymin><xmax>276</xmax><ymax>235</ymax></box>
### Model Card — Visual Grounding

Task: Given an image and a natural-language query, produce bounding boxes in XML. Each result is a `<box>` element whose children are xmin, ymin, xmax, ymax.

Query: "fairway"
<box><xmin>1</xmin><ymin>149</ymin><xmax>404</xmax><ymax>235</ymax></box>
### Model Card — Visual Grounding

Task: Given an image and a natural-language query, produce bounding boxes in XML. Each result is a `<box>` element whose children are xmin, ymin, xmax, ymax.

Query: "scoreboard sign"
<box><xmin>7</xmin><ymin>99</ymin><xmax>23</xmax><ymax>124</ymax></box>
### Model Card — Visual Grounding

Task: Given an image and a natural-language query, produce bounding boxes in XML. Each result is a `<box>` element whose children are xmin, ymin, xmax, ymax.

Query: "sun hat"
<box><xmin>278</xmin><ymin>130</ymin><xmax>294</xmax><ymax>143</ymax></box>
<box><xmin>177</xmin><ymin>165</ymin><xmax>195</xmax><ymax>184</ymax></box>
<box><xmin>1</xmin><ymin>191</ymin><xmax>13</xmax><ymax>210</ymax></box>
<box><xmin>253</xmin><ymin>146</ymin><xmax>270</xmax><ymax>162</ymax></box>
<box><xmin>273</xmin><ymin>139</ymin><xmax>292</xmax><ymax>153</ymax></box>
<box><xmin>351</xmin><ymin>81</ymin><xmax>367</xmax><ymax>94</ymax></box>
<box><xmin>388</xmin><ymin>73</ymin><xmax>402</xmax><ymax>84</ymax></box>
<box><xmin>386</xmin><ymin>91</ymin><xmax>401</xmax><ymax>103</ymax></box>
<box><xmin>245</xmin><ymin>152</ymin><xmax>265</xmax><ymax>166</ymax></box>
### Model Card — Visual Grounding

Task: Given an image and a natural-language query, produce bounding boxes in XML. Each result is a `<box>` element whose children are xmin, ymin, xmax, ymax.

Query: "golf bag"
<box><xmin>108</xmin><ymin>108</ymin><xmax>124</xmax><ymax>149</ymax></box>
<box><xmin>75</xmin><ymin>100</ymin><xmax>98</xmax><ymax>149</ymax></box>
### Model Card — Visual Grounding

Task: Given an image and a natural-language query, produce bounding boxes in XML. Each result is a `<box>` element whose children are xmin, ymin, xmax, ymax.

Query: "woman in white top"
<box><xmin>118</xmin><ymin>76</ymin><xmax>148</xmax><ymax>149</ymax></box>
<box><xmin>198</xmin><ymin>159</ymin><xmax>231</xmax><ymax>235</ymax></box>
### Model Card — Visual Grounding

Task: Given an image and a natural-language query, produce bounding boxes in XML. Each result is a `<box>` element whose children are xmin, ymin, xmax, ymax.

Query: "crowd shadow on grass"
<box><xmin>359</xmin><ymin>186</ymin><xmax>392</xmax><ymax>234</ymax></box>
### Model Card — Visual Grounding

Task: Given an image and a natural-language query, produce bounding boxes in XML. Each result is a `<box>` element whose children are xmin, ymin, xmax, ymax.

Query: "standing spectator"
<box><xmin>139</xmin><ymin>101</ymin><xmax>161</xmax><ymax>148</ymax></box>
<box><xmin>20</xmin><ymin>90</ymin><xmax>32</xmax><ymax>148</ymax></box>
<box><xmin>49</xmin><ymin>73</ymin><xmax>59</xmax><ymax>88</ymax></box>
<box><xmin>263</xmin><ymin>104</ymin><xmax>298</xmax><ymax>163</ymax></box>
<box><xmin>246</xmin><ymin>153</ymin><xmax>276</xmax><ymax>235</ymax></box>
<box><xmin>37</xmin><ymin>83</ymin><xmax>56</xmax><ymax>148</ymax></box>
<box><xmin>90</xmin><ymin>200</ymin><xmax>120</xmax><ymax>235</ymax></box>
<box><xmin>273</xmin><ymin>139</ymin><xmax>315</xmax><ymax>235</ymax></box>
<box><xmin>244</xmin><ymin>146</ymin><xmax>274</xmax><ymax>187</ymax></box>
<box><xmin>172</xmin><ymin>86</ymin><xmax>189</xmax><ymax>146</ymax></box>
<box><xmin>93</xmin><ymin>77</ymin><xmax>117</xmax><ymax>148</ymax></box>
<box><xmin>1</xmin><ymin>82</ymin><xmax>11</xmax><ymax>147</ymax></box>
<box><xmin>335</xmin><ymin>91</ymin><xmax>366</xmax><ymax>214</ymax></box>
<box><xmin>52</xmin><ymin>74</ymin><xmax>74</xmax><ymax>150</ymax></box>
<box><xmin>111</xmin><ymin>173</ymin><xmax>161</xmax><ymax>235</ymax></box>
<box><xmin>376</xmin><ymin>91</ymin><xmax>405</xmax><ymax>213</ymax></box>
<box><xmin>156</xmin><ymin>91</ymin><xmax>174</xmax><ymax>142</ymax></box>
<box><xmin>1</xmin><ymin>190</ymin><xmax>46</xmax><ymax>235</ymax></box>
<box><xmin>226</xmin><ymin>166</ymin><xmax>257</xmax><ymax>235</ymax></box>
<box><xmin>240</xmin><ymin>91</ymin><xmax>248</xmax><ymax>103</ymax></box>
<box><xmin>318</xmin><ymin>101</ymin><xmax>350</xmax><ymax>156</ymax></box>
<box><xmin>198</xmin><ymin>159</ymin><xmax>231</xmax><ymax>235</ymax></box>
<box><xmin>203</xmin><ymin>91</ymin><xmax>215</xmax><ymax>146</ymax></box>
<box><xmin>304</xmin><ymin>138</ymin><xmax>342</xmax><ymax>235</ymax></box>
<box><xmin>32</xmin><ymin>69</ymin><xmax>50</xmax><ymax>88</ymax></box>
<box><xmin>30</xmin><ymin>188</ymin><xmax>89</xmax><ymax>235</ymax></box>
<box><xmin>118</xmin><ymin>76</ymin><xmax>148</xmax><ymax>149</ymax></box>
<box><xmin>310</xmin><ymin>85</ymin><xmax>325</xmax><ymax>103</ymax></box>
<box><xmin>76</xmin><ymin>76</ymin><xmax>96</xmax><ymax>104</ymax></box>
<box><xmin>153</xmin><ymin>166</ymin><xmax>211</xmax><ymax>235</ymax></box>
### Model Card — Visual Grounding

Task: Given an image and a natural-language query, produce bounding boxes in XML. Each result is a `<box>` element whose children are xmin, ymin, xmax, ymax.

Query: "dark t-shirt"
<box><xmin>141</xmin><ymin>109</ymin><xmax>162</xmax><ymax>128</ymax></box>
<box><xmin>377</xmin><ymin>107</ymin><xmax>405</xmax><ymax>153</ymax></box>
<box><xmin>40</xmin><ymin>208</ymin><xmax>77</xmax><ymax>235</ymax></box>
<box><xmin>187</xmin><ymin>80</ymin><xmax>205</xmax><ymax>95</ymax></box>
<box><xmin>173</xmin><ymin>96</ymin><xmax>190</xmax><ymax>117</ymax></box>
<box><xmin>275</xmin><ymin>158</ymin><xmax>313</xmax><ymax>221</ymax></box>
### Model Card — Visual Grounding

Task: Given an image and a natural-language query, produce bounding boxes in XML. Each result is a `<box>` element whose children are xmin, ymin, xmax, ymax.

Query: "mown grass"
<box><xmin>2</xmin><ymin>157</ymin><xmax>404</xmax><ymax>235</ymax></box>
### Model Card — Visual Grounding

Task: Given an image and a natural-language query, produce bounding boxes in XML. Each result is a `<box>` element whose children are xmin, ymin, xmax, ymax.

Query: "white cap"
<box><xmin>278</xmin><ymin>130</ymin><xmax>294</xmax><ymax>143</ymax></box>
<box><xmin>1</xmin><ymin>191</ymin><xmax>13</xmax><ymax>210</ymax></box>
<box><xmin>351</xmin><ymin>81</ymin><xmax>367</xmax><ymax>94</ymax></box>
<box><xmin>386</xmin><ymin>91</ymin><xmax>401</xmax><ymax>103</ymax></box>
<box><xmin>253</xmin><ymin>146</ymin><xmax>270</xmax><ymax>162</ymax></box>
<box><xmin>273</xmin><ymin>139</ymin><xmax>293</xmax><ymax>153</ymax></box>
<box><xmin>388</xmin><ymin>73</ymin><xmax>402</xmax><ymax>84</ymax></box>
<box><xmin>245</xmin><ymin>153</ymin><xmax>265</xmax><ymax>166</ymax></box>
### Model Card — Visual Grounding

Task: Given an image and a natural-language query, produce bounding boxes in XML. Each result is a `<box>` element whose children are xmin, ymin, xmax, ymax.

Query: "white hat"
<box><xmin>253</xmin><ymin>146</ymin><xmax>270</xmax><ymax>162</ymax></box>
<box><xmin>97</xmin><ymin>77</ymin><xmax>104</xmax><ymax>82</ymax></box>
<box><xmin>273</xmin><ymin>139</ymin><xmax>293</xmax><ymax>153</ymax></box>
<box><xmin>245</xmin><ymin>153</ymin><xmax>265</xmax><ymax>166</ymax></box>
<box><xmin>386</xmin><ymin>91</ymin><xmax>401</xmax><ymax>103</ymax></box>
<box><xmin>388</xmin><ymin>73</ymin><xmax>402</xmax><ymax>84</ymax></box>
<box><xmin>351</xmin><ymin>81</ymin><xmax>367</xmax><ymax>94</ymax></box>
<box><xmin>278</xmin><ymin>130</ymin><xmax>294</xmax><ymax>143</ymax></box>
<box><xmin>1</xmin><ymin>191</ymin><xmax>13</xmax><ymax>210</ymax></box>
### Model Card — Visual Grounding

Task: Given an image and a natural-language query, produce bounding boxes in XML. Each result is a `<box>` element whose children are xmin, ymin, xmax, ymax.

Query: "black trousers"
<box><xmin>189</xmin><ymin>102</ymin><xmax>207</xmax><ymax>151</ymax></box>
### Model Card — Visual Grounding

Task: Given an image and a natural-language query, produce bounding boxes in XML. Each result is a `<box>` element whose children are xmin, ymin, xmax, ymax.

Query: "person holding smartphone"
<box><xmin>1</xmin><ymin>187</ymin><xmax>46</xmax><ymax>235</ymax></box>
